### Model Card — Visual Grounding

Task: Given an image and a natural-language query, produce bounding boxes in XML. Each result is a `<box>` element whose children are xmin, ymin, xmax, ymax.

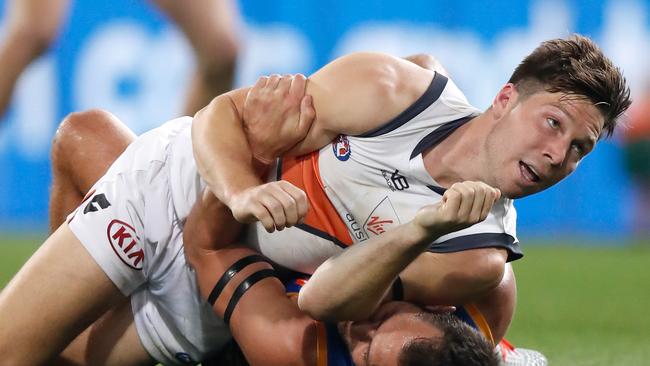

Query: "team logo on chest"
<box><xmin>332</xmin><ymin>135</ymin><xmax>351</xmax><ymax>161</ymax></box>
<box><xmin>382</xmin><ymin>169</ymin><xmax>409</xmax><ymax>191</ymax></box>
<box><xmin>363</xmin><ymin>197</ymin><xmax>401</xmax><ymax>236</ymax></box>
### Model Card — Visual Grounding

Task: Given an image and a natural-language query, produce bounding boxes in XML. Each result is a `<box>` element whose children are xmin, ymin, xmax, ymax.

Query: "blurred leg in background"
<box><xmin>0</xmin><ymin>0</ymin><xmax>241</xmax><ymax>122</ymax></box>
<box><xmin>153</xmin><ymin>0</ymin><xmax>241</xmax><ymax>115</ymax></box>
<box><xmin>0</xmin><ymin>0</ymin><xmax>70</xmax><ymax>120</ymax></box>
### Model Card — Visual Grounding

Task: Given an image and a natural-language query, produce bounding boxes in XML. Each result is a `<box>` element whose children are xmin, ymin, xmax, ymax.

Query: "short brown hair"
<box><xmin>508</xmin><ymin>34</ymin><xmax>631</xmax><ymax>138</ymax></box>
<box><xmin>397</xmin><ymin>313</ymin><xmax>498</xmax><ymax>366</ymax></box>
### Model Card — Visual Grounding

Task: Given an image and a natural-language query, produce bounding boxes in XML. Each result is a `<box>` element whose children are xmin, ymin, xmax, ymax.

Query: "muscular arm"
<box><xmin>192</xmin><ymin>52</ymin><xmax>434</xmax><ymax>229</ymax></box>
<box><xmin>190</xmin><ymin>51</ymin><xmax>508</xmax><ymax>318</ymax></box>
<box><xmin>191</xmin><ymin>87</ymin><xmax>263</xmax><ymax>210</ymax></box>
<box><xmin>299</xmin><ymin>183</ymin><xmax>504</xmax><ymax>321</ymax></box>
<box><xmin>183</xmin><ymin>194</ymin><xmax>318</xmax><ymax>366</ymax></box>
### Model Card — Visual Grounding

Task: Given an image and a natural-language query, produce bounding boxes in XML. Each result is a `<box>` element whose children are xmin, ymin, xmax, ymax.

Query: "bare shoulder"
<box><xmin>290</xmin><ymin>52</ymin><xmax>435</xmax><ymax>154</ymax></box>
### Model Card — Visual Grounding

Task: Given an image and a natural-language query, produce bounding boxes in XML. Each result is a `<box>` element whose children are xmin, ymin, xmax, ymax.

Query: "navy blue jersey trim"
<box><xmin>427</xmin><ymin>185</ymin><xmax>446</xmax><ymax>195</ymax></box>
<box><xmin>357</xmin><ymin>72</ymin><xmax>448</xmax><ymax>138</ymax></box>
<box><xmin>428</xmin><ymin>233</ymin><xmax>523</xmax><ymax>262</ymax></box>
<box><xmin>295</xmin><ymin>223</ymin><xmax>349</xmax><ymax>249</ymax></box>
<box><xmin>325</xmin><ymin>322</ymin><xmax>355</xmax><ymax>365</ymax></box>
<box><xmin>410</xmin><ymin>115</ymin><xmax>476</xmax><ymax>159</ymax></box>
<box><xmin>453</xmin><ymin>306</ymin><xmax>478</xmax><ymax>330</ymax></box>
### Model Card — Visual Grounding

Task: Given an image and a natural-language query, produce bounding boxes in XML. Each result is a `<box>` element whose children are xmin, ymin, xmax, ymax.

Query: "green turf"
<box><xmin>1</xmin><ymin>236</ymin><xmax>649</xmax><ymax>365</ymax></box>
<box><xmin>0</xmin><ymin>235</ymin><xmax>41</xmax><ymax>287</ymax></box>
<box><xmin>509</xmin><ymin>242</ymin><xmax>650</xmax><ymax>366</ymax></box>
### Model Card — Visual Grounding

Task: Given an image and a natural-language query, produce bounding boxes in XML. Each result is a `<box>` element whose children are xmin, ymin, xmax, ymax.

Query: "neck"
<box><xmin>422</xmin><ymin>112</ymin><xmax>492</xmax><ymax>187</ymax></box>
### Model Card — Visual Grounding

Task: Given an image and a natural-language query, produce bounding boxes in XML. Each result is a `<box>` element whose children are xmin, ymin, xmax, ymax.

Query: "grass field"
<box><xmin>1</xmin><ymin>235</ymin><xmax>649</xmax><ymax>365</ymax></box>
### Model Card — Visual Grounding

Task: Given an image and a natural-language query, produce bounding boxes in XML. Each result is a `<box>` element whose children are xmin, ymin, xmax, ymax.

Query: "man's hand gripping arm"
<box><xmin>192</xmin><ymin>74</ymin><xmax>315</xmax><ymax>232</ymax></box>
<box><xmin>192</xmin><ymin>52</ymin><xmax>435</xmax><ymax>232</ymax></box>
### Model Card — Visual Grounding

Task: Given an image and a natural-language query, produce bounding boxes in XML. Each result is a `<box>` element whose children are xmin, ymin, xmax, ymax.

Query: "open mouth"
<box><xmin>519</xmin><ymin>161</ymin><xmax>540</xmax><ymax>183</ymax></box>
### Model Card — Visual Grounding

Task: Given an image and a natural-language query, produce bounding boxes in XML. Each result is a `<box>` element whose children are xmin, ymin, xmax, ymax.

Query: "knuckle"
<box><xmin>298</xmin><ymin>190</ymin><xmax>307</xmax><ymax>201</ymax></box>
<box><xmin>252</xmin><ymin>206</ymin><xmax>267</xmax><ymax>219</ymax></box>
<box><xmin>268</xmin><ymin>201</ymin><xmax>282</xmax><ymax>213</ymax></box>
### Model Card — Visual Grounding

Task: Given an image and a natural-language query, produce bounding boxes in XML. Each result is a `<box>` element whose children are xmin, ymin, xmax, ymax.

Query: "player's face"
<box><xmin>339</xmin><ymin>302</ymin><xmax>443</xmax><ymax>366</ymax></box>
<box><xmin>485</xmin><ymin>89</ymin><xmax>604</xmax><ymax>199</ymax></box>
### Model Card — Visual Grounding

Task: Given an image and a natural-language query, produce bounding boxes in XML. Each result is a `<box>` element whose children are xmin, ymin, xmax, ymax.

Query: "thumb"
<box><xmin>297</xmin><ymin>95</ymin><xmax>316</xmax><ymax>137</ymax></box>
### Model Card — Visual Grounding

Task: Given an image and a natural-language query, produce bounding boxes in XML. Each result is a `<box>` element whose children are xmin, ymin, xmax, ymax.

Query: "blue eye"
<box><xmin>547</xmin><ymin>118</ymin><xmax>560</xmax><ymax>128</ymax></box>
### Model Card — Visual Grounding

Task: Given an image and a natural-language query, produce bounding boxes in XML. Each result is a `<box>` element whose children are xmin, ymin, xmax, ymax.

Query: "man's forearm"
<box><xmin>298</xmin><ymin>221</ymin><xmax>432</xmax><ymax>321</ymax></box>
<box><xmin>298</xmin><ymin>182</ymin><xmax>503</xmax><ymax>321</ymax></box>
<box><xmin>192</xmin><ymin>90</ymin><xmax>266</xmax><ymax>207</ymax></box>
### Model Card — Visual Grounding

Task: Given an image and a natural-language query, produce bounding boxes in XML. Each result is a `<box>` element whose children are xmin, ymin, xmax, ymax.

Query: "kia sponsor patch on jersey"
<box><xmin>106</xmin><ymin>219</ymin><xmax>144</xmax><ymax>270</ymax></box>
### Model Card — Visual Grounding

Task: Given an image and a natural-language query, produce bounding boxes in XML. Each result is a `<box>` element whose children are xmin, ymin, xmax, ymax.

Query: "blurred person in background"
<box><xmin>621</xmin><ymin>85</ymin><xmax>650</xmax><ymax>236</ymax></box>
<box><xmin>0</xmin><ymin>0</ymin><xmax>239</xmax><ymax>121</ymax></box>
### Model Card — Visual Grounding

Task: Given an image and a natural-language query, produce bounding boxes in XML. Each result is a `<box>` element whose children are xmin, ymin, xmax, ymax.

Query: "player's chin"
<box><xmin>500</xmin><ymin>183</ymin><xmax>537</xmax><ymax>199</ymax></box>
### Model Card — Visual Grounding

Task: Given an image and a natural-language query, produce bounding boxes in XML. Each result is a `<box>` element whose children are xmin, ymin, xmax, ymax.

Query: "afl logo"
<box><xmin>106</xmin><ymin>219</ymin><xmax>144</xmax><ymax>270</ymax></box>
<box><xmin>333</xmin><ymin>135</ymin><xmax>351</xmax><ymax>161</ymax></box>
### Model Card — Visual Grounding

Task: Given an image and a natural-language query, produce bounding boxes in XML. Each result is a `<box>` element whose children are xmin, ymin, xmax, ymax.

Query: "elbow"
<box><xmin>477</xmin><ymin>254</ymin><xmax>507</xmax><ymax>292</ymax></box>
<box><xmin>298</xmin><ymin>284</ymin><xmax>361</xmax><ymax>322</ymax></box>
<box><xmin>471</xmin><ymin>248</ymin><xmax>507</xmax><ymax>292</ymax></box>
<box><xmin>446</xmin><ymin>249</ymin><xmax>508</xmax><ymax>297</ymax></box>
<box><xmin>297</xmin><ymin>286</ymin><xmax>332</xmax><ymax>321</ymax></box>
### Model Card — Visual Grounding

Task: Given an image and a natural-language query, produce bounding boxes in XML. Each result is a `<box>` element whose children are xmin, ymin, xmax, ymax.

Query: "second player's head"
<box><xmin>339</xmin><ymin>301</ymin><xmax>497</xmax><ymax>366</ymax></box>
<box><xmin>480</xmin><ymin>35</ymin><xmax>631</xmax><ymax>199</ymax></box>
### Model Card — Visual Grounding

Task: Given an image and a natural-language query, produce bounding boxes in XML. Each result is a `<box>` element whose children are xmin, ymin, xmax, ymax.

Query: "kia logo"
<box><xmin>106</xmin><ymin>219</ymin><xmax>144</xmax><ymax>270</ymax></box>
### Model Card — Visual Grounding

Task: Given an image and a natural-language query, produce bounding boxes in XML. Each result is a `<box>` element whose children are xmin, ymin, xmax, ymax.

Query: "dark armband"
<box><xmin>223</xmin><ymin>268</ymin><xmax>278</xmax><ymax>325</ymax></box>
<box><xmin>207</xmin><ymin>254</ymin><xmax>270</xmax><ymax>305</ymax></box>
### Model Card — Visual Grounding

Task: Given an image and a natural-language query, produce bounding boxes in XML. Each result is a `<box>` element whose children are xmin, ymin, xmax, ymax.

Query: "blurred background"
<box><xmin>0</xmin><ymin>0</ymin><xmax>649</xmax><ymax>364</ymax></box>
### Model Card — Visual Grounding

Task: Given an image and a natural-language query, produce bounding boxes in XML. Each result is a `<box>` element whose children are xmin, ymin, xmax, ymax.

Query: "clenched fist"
<box><xmin>412</xmin><ymin>181</ymin><xmax>501</xmax><ymax>238</ymax></box>
<box><xmin>228</xmin><ymin>180</ymin><xmax>309</xmax><ymax>233</ymax></box>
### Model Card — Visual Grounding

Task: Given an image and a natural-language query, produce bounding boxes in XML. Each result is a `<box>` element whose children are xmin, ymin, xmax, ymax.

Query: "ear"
<box><xmin>491</xmin><ymin>83</ymin><xmax>518</xmax><ymax>120</ymax></box>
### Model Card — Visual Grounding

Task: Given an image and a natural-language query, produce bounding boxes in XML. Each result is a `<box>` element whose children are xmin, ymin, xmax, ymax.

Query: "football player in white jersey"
<box><xmin>0</xmin><ymin>34</ymin><xmax>629</xmax><ymax>364</ymax></box>
<box><xmin>0</xmin><ymin>54</ymin><xmax>500</xmax><ymax>365</ymax></box>
<box><xmin>0</xmin><ymin>0</ymin><xmax>240</xmax><ymax>120</ymax></box>
<box><xmin>0</xmin><ymin>82</ymin><xmax>508</xmax><ymax>365</ymax></box>
<box><xmin>191</xmin><ymin>35</ymin><xmax>629</xmax><ymax>321</ymax></box>
<box><xmin>19</xmin><ymin>107</ymin><xmax>514</xmax><ymax>366</ymax></box>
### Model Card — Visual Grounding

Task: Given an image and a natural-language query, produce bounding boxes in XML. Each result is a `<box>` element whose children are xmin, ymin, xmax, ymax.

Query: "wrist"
<box><xmin>222</xmin><ymin>179</ymin><xmax>259</xmax><ymax>208</ymax></box>
<box><xmin>403</xmin><ymin>220</ymin><xmax>443</xmax><ymax>249</ymax></box>
<box><xmin>252</xmin><ymin>155</ymin><xmax>274</xmax><ymax>175</ymax></box>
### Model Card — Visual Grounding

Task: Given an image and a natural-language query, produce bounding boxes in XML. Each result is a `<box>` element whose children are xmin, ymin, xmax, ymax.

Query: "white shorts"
<box><xmin>67</xmin><ymin>117</ymin><xmax>231</xmax><ymax>365</ymax></box>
